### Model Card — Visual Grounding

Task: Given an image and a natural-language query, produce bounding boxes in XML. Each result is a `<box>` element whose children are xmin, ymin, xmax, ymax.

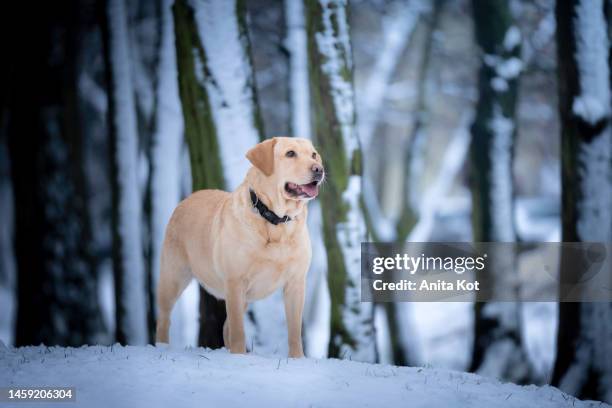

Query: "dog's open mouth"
<box><xmin>285</xmin><ymin>181</ymin><xmax>319</xmax><ymax>198</ymax></box>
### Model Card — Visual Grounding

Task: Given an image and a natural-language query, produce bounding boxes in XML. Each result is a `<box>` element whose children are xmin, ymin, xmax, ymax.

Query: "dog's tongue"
<box><xmin>299</xmin><ymin>182</ymin><xmax>319</xmax><ymax>197</ymax></box>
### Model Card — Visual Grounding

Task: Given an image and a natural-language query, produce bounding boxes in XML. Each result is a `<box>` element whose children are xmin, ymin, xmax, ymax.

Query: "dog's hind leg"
<box><xmin>155</xmin><ymin>244</ymin><xmax>192</xmax><ymax>344</ymax></box>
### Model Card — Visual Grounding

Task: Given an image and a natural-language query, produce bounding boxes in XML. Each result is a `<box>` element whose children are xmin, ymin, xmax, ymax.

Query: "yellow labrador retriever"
<box><xmin>155</xmin><ymin>137</ymin><xmax>324</xmax><ymax>358</ymax></box>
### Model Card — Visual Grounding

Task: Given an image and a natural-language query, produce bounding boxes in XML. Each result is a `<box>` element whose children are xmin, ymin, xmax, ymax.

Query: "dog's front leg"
<box><xmin>225</xmin><ymin>280</ymin><xmax>246</xmax><ymax>354</ymax></box>
<box><xmin>283</xmin><ymin>274</ymin><xmax>306</xmax><ymax>358</ymax></box>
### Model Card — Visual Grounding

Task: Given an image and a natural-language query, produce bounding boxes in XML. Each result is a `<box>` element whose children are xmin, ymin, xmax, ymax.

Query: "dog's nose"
<box><xmin>312</xmin><ymin>164</ymin><xmax>324</xmax><ymax>181</ymax></box>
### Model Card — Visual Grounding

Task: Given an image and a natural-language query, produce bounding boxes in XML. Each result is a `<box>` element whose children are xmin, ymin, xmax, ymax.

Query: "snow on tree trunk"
<box><xmin>150</xmin><ymin>0</ymin><xmax>185</xmax><ymax>343</ymax></box>
<box><xmin>7</xmin><ymin>2</ymin><xmax>105</xmax><ymax>346</ymax></box>
<box><xmin>191</xmin><ymin>0</ymin><xmax>280</xmax><ymax>354</ymax></box>
<box><xmin>174</xmin><ymin>0</ymin><xmax>272</xmax><ymax>351</ymax></box>
<box><xmin>468</xmin><ymin>0</ymin><xmax>531</xmax><ymax>383</ymax></box>
<box><xmin>103</xmin><ymin>0</ymin><xmax>148</xmax><ymax>345</ymax></box>
<box><xmin>552</xmin><ymin>0</ymin><xmax>612</xmax><ymax>403</ymax></box>
<box><xmin>190</xmin><ymin>0</ymin><xmax>264</xmax><ymax>188</ymax></box>
<box><xmin>306</xmin><ymin>0</ymin><xmax>376</xmax><ymax>362</ymax></box>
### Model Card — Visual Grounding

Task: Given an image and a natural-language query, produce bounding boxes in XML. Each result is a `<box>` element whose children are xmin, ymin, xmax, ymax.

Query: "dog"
<box><xmin>155</xmin><ymin>137</ymin><xmax>324</xmax><ymax>358</ymax></box>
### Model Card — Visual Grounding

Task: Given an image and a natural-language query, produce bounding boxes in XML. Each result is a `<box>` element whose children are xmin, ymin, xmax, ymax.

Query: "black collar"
<box><xmin>249</xmin><ymin>189</ymin><xmax>291</xmax><ymax>225</ymax></box>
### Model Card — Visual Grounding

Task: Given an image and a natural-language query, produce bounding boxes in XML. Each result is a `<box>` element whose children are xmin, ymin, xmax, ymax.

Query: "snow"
<box><xmin>503</xmin><ymin>26</ymin><xmax>521</xmax><ymax>51</ymax></box>
<box><xmin>496</xmin><ymin>57</ymin><xmax>523</xmax><ymax>80</ymax></box>
<box><xmin>572</xmin><ymin>0</ymin><xmax>610</xmax><ymax>125</ymax></box>
<box><xmin>303</xmin><ymin>202</ymin><xmax>331</xmax><ymax>359</ymax></box>
<box><xmin>522</xmin><ymin>302</ymin><xmax>557</xmax><ymax>380</ymax></box>
<box><xmin>107</xmin><ymin>0</ymin><xmax>148</xmax><ymax>344</ymax></box>
<box><xmin>336</xmin><ymin>175</ymin><xmax>375</xmax><ymax>362</ymax></box>
<box><xmin>572</xmin><ymin>96</ymin><xmax>607</xmax><ymax>126</ymax></box>
<box><xmin>575</xmin><ymin>122</ymin><xmax>612</xmax><ymax>243</ymax></box>
<box><xmin>560</xmin><ymin>2</ymin><xmax>612</xmax><ymax>397</ymax></box>
<box><xmin>315</xmin><ymin>0</ymin><xmax>358</xmax><ymax>158</ymax></box>
<box><xmin>190</xmin><ymin>0</ymin><xmax>261</xmax><ymax>190</ymax></box>
<box><xmin>0</xmin><ymin>344</ymin><xmax>605</xmax><ymax>408</ymax></box>
<box><xmin>568</xmin><ymin>130</ymin><xmax>612</xmax><ymax>399</ymax></box>
<box><xmin>410</xmin><ymin>302</ymin><xmax>473</xmax><ymax>370</ymax></box>
<box><xmin>488</xmin><ymin>104</ymin><xmax>515</xmax><ymax>242</ymax></box>
<box><xmin>484</xmin><ymin>53</ymin><xmax>522</xmax><ymax>96</ymax></box>
<box><xmin>491</xmin><ymin>77</ymin><xmax>509</xmax><ymax>93</ymax></box>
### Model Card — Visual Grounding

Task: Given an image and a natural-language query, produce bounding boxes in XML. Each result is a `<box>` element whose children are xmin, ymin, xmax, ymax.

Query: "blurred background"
<box><xmin>1</xmin><ymin>0</ymin><xmax>610</xmax><ymax>404</ymax></box>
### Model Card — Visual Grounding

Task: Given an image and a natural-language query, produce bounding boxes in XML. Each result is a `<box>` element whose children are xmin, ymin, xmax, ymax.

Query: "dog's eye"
<box><xmin>312</xmin><ymin>152</ymin><xmax>317</xmax><ymax>159</ymax></box>
<box><xmin>286</xmin><ymin>150</ymin><xmax>296</xmax><ymax>158</ymax></box>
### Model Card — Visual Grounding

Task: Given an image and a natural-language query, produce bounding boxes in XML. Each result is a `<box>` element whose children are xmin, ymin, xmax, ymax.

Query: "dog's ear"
<box><xmin>246</xmin><ymin>138</ymin><xmax>276</xmax><ymax>177</ymax></box>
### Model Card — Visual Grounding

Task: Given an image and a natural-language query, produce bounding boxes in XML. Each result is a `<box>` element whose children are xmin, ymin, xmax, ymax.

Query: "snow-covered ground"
<box><xmin>1</xmin><ymin>344</ymin><xmax>606</xmax><ymax>408</ymax></box>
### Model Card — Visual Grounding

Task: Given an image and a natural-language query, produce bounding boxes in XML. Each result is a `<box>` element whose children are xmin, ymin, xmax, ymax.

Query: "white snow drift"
<box><xmin>0</xmin><ymin>344</ymin><xmax>606</xmax><ymax>408</ymax></box>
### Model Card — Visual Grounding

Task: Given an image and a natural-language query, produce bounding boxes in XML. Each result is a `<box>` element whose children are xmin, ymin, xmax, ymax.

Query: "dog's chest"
<box><xmin>245</xmin><ymin>241</ymin><xmax>302</xmax><ymax>300</ymax></box>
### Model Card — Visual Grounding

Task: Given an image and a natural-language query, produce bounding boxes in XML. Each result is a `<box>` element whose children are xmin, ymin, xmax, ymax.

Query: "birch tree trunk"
<box><xmin>469</xmin><ymin>0</ymin><xmax>531</xmax><ymax>383</ymax></box>
<box><xmin>173</xmin><ymin>0</ymin><xmax>267</xmax><ymax>350</ymax></box>
<box><xmin>128</xmin><ymin>0</ymin><xmax>163</xmax><ymax>344</ymax></box>
<box><xmin>8</xmin><ymin>1</ymin><xmax>105</xmax><ymax>346</ymax></box>
<box><xmin>552</xmin><ymin>0</ymin><xmax>612</xmax><ymax>403</ymax></box>
<box><xmin>102</xmin><ymin>0</ymin><xmax>148</xmax><ymax>345</ymax></box>
<box><xmin>149</xmin><ymin>0</ymin><xmax>185</xmax><ymax>344</ymax></box>
<box><xmin>306</xmin><ymin>0</ymin><xmax>376</xmax><ymax>362</ymax></box>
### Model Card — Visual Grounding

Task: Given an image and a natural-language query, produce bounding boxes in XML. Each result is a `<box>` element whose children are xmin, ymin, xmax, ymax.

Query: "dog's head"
<box><xmin>246</xmin><ymin>137</ymin><xmax>325</xmax><ymax>201</ymax></box>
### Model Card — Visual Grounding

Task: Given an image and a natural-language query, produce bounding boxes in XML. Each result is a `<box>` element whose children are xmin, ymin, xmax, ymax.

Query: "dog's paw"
<box><xmin>288</xmin><ymin>349</ymin><xmax>304</xmax><ymax>359</ymax></box>
<box><xmin>229</xmin><ymin>343</ymin><xmax>246</xmax><ymax>354</ymax></box>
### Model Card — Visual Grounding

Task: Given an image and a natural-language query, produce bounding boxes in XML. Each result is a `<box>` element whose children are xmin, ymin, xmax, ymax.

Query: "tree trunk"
<box><xmin>285</xmin><ymin>0</ymin><xmax>311</xmax><ymax>139</ymax></box>
<box><xmin>7</xmin><ymin>1</ymin><xmax>105</xmax><ymax>346</ymax></box>
<box><xmin>173</xmin><ymin>0</ymin><xmax>226</xmax><ymax>349</ymax></box>
<box><xmin>129</xmin><ymin>0</ymin><xmax>163</xmax><ymax>345</ymax></box>
<box><xmin>173</xmin><ymin>0</ymin><xmax>265</xmax><ymax>349</ymax></box>
<box><xmin>306</xmin><ymin>0</ymin><xmax>376</xmax><ymax>362</ymax></box>
<box><xmin>143</xmin><ymin>0</ymin><xmax>187</xmax><ymax>345</ymax></box>
<box><xmin>552</xmin><ymin>0</ymin><xmax>612</xmax><ymax>403</ymax></box>
<box><xmin>102</xmin><ymin>0</ymin><xmax>148</xmax><ymax>345</ymax></box>
<box><xmin>469</xmin><ymin>0</ymin><xmax>531</xmax><ymax>383</ymax></box>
